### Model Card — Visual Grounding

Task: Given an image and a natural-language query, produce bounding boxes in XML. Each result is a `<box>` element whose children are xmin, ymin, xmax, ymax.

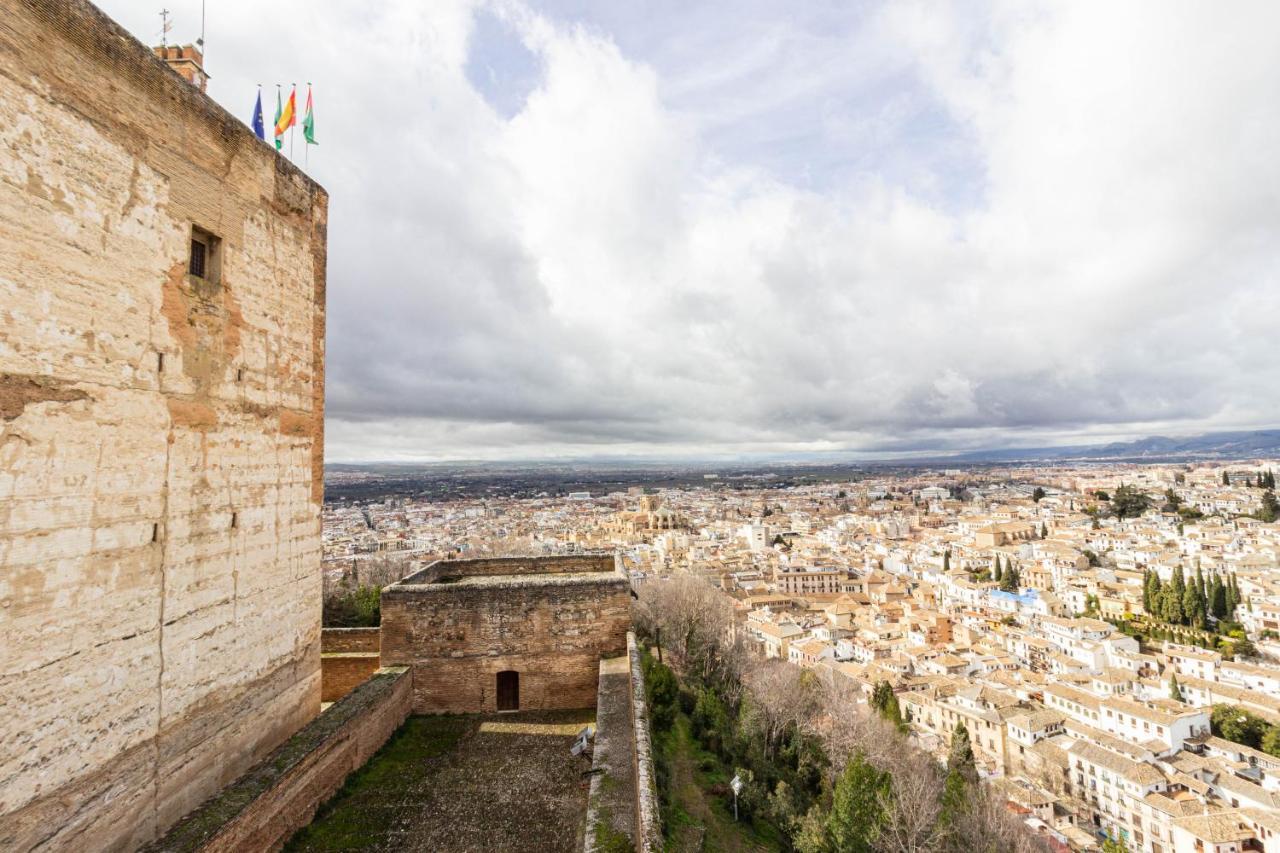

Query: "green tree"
<box><xmin>1211</xmin><ymin>705</ymin><xmax>1269</xmax><ymax>749</ymax></box>
<box><xmin>948</xmin><ymin>722</ymin><xmax>978</xmax><ymax>785</ymax></box>
<box><xmin>1111</xmin><ymin>484</ymin><xmax>1151</xmax><ymax>519</ymax></box>
<box><xmin>825</xmin><ymin>753</ymin><xmax>890</xmax><ymax>853</ymax></box>
<box><xmin>992</xmin><ymin>558</ymin><xmax>1002</xmax><ymax>583</ymax></box>
<box><xmin>1165</xmin><ymin>570</ymin><xmax>1186</xmax><ymax>625</ymax></box>
<box><xmin>871</xmin><ymin>681</ymin><xmax>907</xmax><ymax>732</ymax></box>
<box><xmin>1182</xmin><ymin>569</ymin><xmax>1206</xmax><ymax>630</ymax></box>
<box><xmin>1144</xmin><ymin>570</ymin><xmax>1162</xmax><ymax>615</ymax></box>
<box><xmin>1032</xmin><ymin>487</ymin><xmax>1046</xmax><ymax>502</ymax></box>
<box><xmin>644</xmin><ymin>656</ymin><xmax>679</xmax><ymax>731</ymax></box>
<box><xmin>1162</xmin><ymin>489</ymin><xmax>1183</xmax><ymax>512</ymax></box>
<box><xmin>1169</xmin><ymin>672</ymin><xmax>1184</xmax><ymax>703</ymax></box>
<box><xmin>943</xmin><ymin>549</ymin><xmax>951</xmax><ymax>572</ymax></box>
<box><xmin>1262</xmin><ymin>725</ymin><xmax>1280</xmax><ymax>759</ymax></box>
<box><xmin>1211</xmin><ymin>573</ymin><xmax>1227</xmax><ymax>619</ymax></box>
<box><xmin>1223</xmin><ymin>470</ymin><xmax>1231</xmax><ymax>486</ymax></box>
<box><xmin>1226</xmin><ymin>574</ymin><xmax>1240</xmax><ymax>617</ymax></box>
<box><xmin>999</xmin><ymin>563</ymin><xmax>1019</xmax><ymax>592</ymax></box>
<box><xmin>1258</xmin><ymin>489</ymin><xmax>1279</xmax><ymax>523</ymax></box>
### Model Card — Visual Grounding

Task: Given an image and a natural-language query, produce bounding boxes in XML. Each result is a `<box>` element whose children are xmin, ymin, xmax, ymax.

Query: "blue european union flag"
<box><xmin>252</xmin><ymin>90</ymin><xmax>265</xmax><ymax>140</ymax></box>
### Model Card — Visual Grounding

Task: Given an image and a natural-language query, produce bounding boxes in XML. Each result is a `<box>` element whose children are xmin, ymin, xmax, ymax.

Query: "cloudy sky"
<box><xmin>104</xmin><ymin>1</ymin><xmax>1280</xmax><ymax>462</ymax></box>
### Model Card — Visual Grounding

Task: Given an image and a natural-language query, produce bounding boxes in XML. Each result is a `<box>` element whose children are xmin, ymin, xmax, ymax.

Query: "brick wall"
<box><xmin>321</xmin><ymin>654</ymin><xmax>382</xmax><ymax>703</ymax></box>
<box><xmin>321</xmin><ymin>627</ymin><xmax>381</xmax><ymax>654</ymax></box>
<box><xmin>0</xmin><ymin>2</ymin><xmax>327</xmax><ymax>849</ymax></box>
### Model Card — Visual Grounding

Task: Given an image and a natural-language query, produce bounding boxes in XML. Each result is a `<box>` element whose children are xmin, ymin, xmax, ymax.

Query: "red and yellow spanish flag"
<box><xmin>275</xmin><ymin>85</ymin><xmax>297</xmax><ymax>138</ymax></box>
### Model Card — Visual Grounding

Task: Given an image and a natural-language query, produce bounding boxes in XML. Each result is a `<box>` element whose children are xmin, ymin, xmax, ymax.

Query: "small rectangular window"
<box><xmin>189</xmin><ymin>225</ymin><xmax>221</xmax><ymax>284</ymax></box>
<box><xmin>189</xmin><ymin>238</ymin><xmax>206</xmax><ymax>277</ymax></box>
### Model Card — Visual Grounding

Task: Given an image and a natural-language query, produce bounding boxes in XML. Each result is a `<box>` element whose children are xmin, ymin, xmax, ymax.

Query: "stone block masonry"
<box><xmin>380</xmin><ymin>555</ymin><xmax>632</xmax><ymax>714</ymax></box>
<box><xmin>0</xmin><ymin>1</ymin><xmax>327</xmax><ymax>849</ymax></box>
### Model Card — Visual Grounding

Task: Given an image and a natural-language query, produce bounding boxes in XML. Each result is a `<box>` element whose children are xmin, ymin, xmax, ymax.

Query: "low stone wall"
<box><xmin>629</xmin><ymin>633</ymin><xmax>662</xmax><ymax>852</ymax></box>
<box><xmin>320</xmin><ymin>626</ymin><xmax>380</xmax><ymax>653</ymax></box>
<box><xmin>143</xmin><ymin>666</ymin><xmax>411</xmax><ymax>853</ymax></box>
<box><xmin>584</xmin><ymin>655</ymin><xmax>636</xmax><ymax>851</ymax></box>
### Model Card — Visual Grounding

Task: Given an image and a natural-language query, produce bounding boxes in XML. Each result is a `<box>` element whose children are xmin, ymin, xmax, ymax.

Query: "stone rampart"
<box><xmin>142</xmin><ymin>667</ymin><xmax>410</xmax><ymax>853</ymax></box>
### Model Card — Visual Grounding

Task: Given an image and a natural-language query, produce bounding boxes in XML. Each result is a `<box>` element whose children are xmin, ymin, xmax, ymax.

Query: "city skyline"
<box><xmin>102</xmin><ymin>0</ymin><xmax>1280</xmax><ymax>462</ymax></box>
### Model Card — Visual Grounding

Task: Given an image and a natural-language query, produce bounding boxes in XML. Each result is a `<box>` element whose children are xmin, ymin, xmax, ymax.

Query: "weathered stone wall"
<box><xmin>381</xmin><ymin>557</ymin><xmax>631</xmax><ymax>714</ymax></box>
<box><xmin>142</xmin><ymin>667</ymin><xmax>411</xmax><ymax>853</ymax></box>
<box><xmin>0</xmin><ymin>2</ymin><xmax>327</xmax><ymax>850</ymax></box>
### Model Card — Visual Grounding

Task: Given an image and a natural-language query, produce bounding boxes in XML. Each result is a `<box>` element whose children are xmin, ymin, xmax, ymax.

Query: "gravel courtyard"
<box><xmin>285</xmin><ymin>709</ymin><xmax>597</xmax><ymax>852</ymax></box>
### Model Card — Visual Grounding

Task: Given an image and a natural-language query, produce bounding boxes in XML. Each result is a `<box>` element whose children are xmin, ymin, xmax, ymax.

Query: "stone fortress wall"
<box><xmin>0</xmin><ymin>1</ymin><xmax>327</xmax><ymax>849</ymax></box>
<box><xmin>381</xmin><ymin>555</ymin><xmax>633</xmax><ymax>713</ymax></box>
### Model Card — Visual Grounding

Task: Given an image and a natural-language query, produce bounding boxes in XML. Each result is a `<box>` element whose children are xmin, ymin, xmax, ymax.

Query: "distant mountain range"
<box><xmin>953</xmin><ymin>430</ymin><xmax>1280</xmax><ymax>463</ymax></box>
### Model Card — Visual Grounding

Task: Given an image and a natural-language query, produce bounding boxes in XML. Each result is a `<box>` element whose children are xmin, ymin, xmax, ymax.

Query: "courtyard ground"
<box><xmin>285</xmin><ymin>709</ymin><xmax>595</xmax><ymax>852</ymax></box>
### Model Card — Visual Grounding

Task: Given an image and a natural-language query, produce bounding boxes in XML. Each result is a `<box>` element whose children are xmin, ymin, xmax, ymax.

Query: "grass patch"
<box><xmin>283</xmin><ymin>715</ymin><xmax>469</xmax><ymax>851</ymax></box>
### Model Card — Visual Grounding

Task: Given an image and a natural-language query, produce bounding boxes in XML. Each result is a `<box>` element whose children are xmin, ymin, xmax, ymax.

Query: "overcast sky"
<box><xmin>103</xmin><ymin>1</ymin><xmax>1280</xmax><ymax>462</ymax></box>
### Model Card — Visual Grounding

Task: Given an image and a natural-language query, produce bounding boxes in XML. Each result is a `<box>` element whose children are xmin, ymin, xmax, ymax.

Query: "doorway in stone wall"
<box><xmin>496</xmin><ymin>670</ymin><xmax>519</xmax><ymax>712</ymax></box>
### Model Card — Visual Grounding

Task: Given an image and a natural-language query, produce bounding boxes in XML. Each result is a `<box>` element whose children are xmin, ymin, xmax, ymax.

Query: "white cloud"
<box><xmin>99</xmin><ymin>0</ymin><xmax>1280</xmax><ymax>461</ymax></box>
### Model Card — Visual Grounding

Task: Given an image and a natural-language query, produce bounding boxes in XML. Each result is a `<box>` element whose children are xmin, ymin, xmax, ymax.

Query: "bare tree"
<box><xmin>875</xmin><ymin>750</ymin><xmax>946</xmax><ymax>853</ymax></box>
<box><xmin>740</xmin><ymin>659</ymin><xmax>824</xmax><ymax>757</ymax></box>
<box><xmin>636</xmin><ymin>573</ymin><xmax>743</xmax><ymax>686</ymax></box>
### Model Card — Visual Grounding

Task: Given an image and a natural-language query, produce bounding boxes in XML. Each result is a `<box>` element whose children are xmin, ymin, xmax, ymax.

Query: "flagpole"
<box><xmin>289</xmin><ymin>83</ymin><xmax>296</xmax><ymax>160</ymax></box>
<box><xmin>304</xmin><ymin>82</ymin><xmax>310</xmax><ymax>169</ymax></box>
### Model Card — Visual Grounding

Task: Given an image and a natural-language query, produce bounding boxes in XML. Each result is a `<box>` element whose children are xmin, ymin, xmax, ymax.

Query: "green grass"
<box><xmin>283</xmin><ymin>715</ymin><xmax>469</xmax><ymax>851</ymax></box>
<box><xmin>655</xmin><ymin>712</ymin><xmax>782</xmax><ymax>852</ymax></box>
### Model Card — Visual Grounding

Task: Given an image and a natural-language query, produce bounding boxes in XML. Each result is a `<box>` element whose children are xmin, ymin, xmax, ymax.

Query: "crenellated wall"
<box><xmin>0</xmin><ymin>2</ymin><xmax>327</xmax><ymax>849</ymax></box>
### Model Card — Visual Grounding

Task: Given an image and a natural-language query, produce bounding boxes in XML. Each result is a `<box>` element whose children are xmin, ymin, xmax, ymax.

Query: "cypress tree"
<box><xmin>1169</xmin><ymin>569</ymin><xmax>1187</xmax><ymax>625</ymax></box>
<box><xmin>1169</xmin><ymin>672</ymin><xmax>1184</xmax><ymax>703</ymax></box>
<box><xmin>1182</xmin><ymin>570</ymin><xmax>1201</xmax><ymax>629</ymax></box>
<box><xmin>1211</xmin><ymin>574</ymin><xmax>1226</xmax><ymax>619</ymax></box>
<box><xmin>949</xmin><ymin>722</ymin><xmax>978</xmax><ymax>785</ymax></box>
<box><xmin>993</xmin><ymin>558</ymin><xmax>1002</xmax><ymax>582</ymax></box>
<box><xmin>1223</xmin><ymin>471</ymin><xmax>1231</xmax><ymax>486</ymax></box>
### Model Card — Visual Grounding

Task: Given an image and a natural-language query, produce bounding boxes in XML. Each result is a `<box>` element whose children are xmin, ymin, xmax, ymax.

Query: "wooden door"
<box><xmin>496</xmin><ymin>670</ymin><xmax>519</xmax><ymax>711</ymax></box>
